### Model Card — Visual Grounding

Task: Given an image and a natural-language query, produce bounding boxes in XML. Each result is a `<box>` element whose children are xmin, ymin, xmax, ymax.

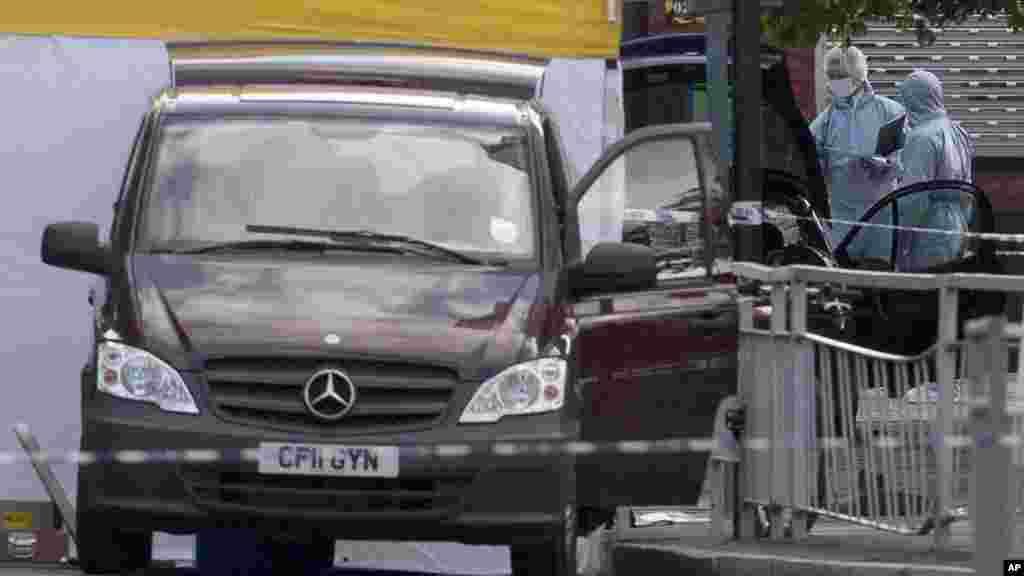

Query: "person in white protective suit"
<box><xmin>809</xmin><ymin>46</ymin><xmax>905</xmax><ymax>254</ymax></box>
<box><xmin>894</xmin><ymin>69</ymin><xmax>976</xmax><ymax>271</ymax></box>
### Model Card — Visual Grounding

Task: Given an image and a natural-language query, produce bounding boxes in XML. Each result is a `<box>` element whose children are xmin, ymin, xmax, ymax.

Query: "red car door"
<box><xmin>567</xmin><ymin>124</ymin><xmax>739</xmax><ymax>512</ymax></box>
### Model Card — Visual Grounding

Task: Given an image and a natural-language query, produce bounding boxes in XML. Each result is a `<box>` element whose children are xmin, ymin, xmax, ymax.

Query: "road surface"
<box><xmin>5</xmin><ymin>535</ymin><xmax>516</xmax><ymax>576</ymax></box>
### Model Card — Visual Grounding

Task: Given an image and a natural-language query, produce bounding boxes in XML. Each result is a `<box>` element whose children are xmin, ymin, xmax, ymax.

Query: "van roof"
<box><xmin>167</xmin><ymin>41</ymin><xmax>548</xmax><ymax>102</ymax></box>
<box><xmin>159</xmin><ymin>84</ymin><xmax>537</xmax><ymax>130</ymax></box>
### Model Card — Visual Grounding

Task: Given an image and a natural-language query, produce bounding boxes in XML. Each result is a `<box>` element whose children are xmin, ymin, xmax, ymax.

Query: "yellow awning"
<box><xmin>3</xmin><ymin>1</ymin><xmax>623</xmax><ymax>59</ymax></box>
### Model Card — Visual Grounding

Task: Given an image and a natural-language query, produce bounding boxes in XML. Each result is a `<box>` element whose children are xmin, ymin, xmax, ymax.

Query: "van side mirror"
<box><xmin>570</xmin><ymin>242</ymin><xmax>657</xmax><ymax>298</ymax></box>
<box><xmin>41</xmin><ymin>221</ymin><xmax>109</xmax><ymax>276</ymax></box>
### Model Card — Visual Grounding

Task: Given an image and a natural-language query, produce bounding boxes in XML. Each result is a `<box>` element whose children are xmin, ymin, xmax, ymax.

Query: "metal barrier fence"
<box><xmin>724</xmin><ymin>262</ymin><xmax>1024</xmax><ymax>566</ymax></box>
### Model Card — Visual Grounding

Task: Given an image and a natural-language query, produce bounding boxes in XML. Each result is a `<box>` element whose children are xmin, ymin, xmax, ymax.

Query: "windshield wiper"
<box><xmin>155</xmin><ymin>239</ymin><xmax>354</xmax><ymax>255</ymax></box>
<box><xmin>246</xmin><ymin>224</ymin><xmax>503</xmax><ymax>266</ymax></box>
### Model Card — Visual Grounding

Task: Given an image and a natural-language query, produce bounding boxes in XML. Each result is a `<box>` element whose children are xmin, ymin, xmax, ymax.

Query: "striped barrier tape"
<box><xmin>735</xmin><ymin>209</ymin><xmax>1024</xmax><ymax>248</ymax></box>
<box><xmin>0</xmin><ymin>434</ymin><xmax>1017</xmax><ymax>466</ymax></box>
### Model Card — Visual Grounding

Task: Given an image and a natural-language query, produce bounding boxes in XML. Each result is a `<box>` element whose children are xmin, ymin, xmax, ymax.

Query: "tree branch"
<box><xmin>762</xmin><ymin>0</ymin><xmax>1024</xmax><ymax>49</ymax></box>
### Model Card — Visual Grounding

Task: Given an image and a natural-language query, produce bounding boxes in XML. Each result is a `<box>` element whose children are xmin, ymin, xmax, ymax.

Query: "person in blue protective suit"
<box><xmin>894</xmin><ymin>70</ymin><xmax>976</xmax><ymax>271</ymax></box>
<box><xmin>896</xmin><ymin>70</ymin><xmax>974</xmax><ymax>186</ymax></box>
<box><xmin>810</xmin><ymin>46</ymin><xmax>905</xmax><ymax>254</ymax></box>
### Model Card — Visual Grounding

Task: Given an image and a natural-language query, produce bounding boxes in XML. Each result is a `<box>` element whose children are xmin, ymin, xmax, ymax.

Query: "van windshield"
<box><xmin>137</xmin><ymin>116</ymin><xmax>537</xmax><ymax>259</ymax></box>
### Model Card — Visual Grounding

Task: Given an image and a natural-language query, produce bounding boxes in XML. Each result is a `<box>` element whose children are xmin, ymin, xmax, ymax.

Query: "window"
<box><xmin>579</xmin><ymin>135</ymin><xmax>704</xmax><ymax>258</ymax></box>
<box><xmin>138</xmin><ymin>116</ymin><xmax>537</xmax><ymax>259</ymax></box>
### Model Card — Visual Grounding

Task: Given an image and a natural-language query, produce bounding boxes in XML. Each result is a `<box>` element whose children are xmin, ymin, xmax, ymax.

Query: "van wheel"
<box><xmin>75</xmin><ymin>511</ymin><xmax>152</xmax><ymax>574</ymax></box>
<box><xmin>510</xmin><ymin>507</ymin><xmax>577</xmax><ymax>576</ymax></box>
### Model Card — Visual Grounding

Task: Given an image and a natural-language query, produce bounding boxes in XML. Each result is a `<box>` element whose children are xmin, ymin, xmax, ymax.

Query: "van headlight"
<box><xmin>459</xmin><ymin>358</ymin><xmax>566</xmax><ymax>424</ymax></box>
<box><xmin>97</xmin><ymin>341</ymin><xmax>199</xmax><ymax>414</ymax></box>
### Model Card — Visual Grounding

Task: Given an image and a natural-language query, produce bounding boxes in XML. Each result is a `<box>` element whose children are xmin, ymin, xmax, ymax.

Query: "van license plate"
<box><xmin>257</xmin><ymin>443</ymin><xmax>399</xmax><ymax>478</ymax></box>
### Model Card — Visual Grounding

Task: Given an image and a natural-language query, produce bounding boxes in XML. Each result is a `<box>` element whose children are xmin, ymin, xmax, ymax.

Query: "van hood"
<box><xmin>127</xmin><ymin>254</ymin><xmax>547</xmax><ymax>380</ymax></box>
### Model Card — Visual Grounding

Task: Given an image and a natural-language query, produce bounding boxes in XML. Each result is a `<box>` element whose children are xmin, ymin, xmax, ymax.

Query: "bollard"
<box><xmin>968</xmin><ymin>316</ymin><xmax>1014</xmax><ymax>576</ymax></box>
<box><xmin>736</xmin><ymin>297</ymin><xmax>763</xmax><ymax>540</ymax></box>
<box><xmin>933</xmin><ymin>286</ymin><xmax>959</xmax><ymax>550</ymax></box>
<box><xmin>710</xmin><ymin>396</ymin><xmax>742</xmax><ymax>540</ymax></box>
<box><xmin>787</xmin><ymin>280</ymin><xmax>814</xmax><ymax>541</ymax></box>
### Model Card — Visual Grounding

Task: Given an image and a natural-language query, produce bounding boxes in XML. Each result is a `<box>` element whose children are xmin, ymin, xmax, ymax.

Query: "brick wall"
<box><xmin>784</xmin><ymin>47</ymin><xmax>817</xmax><ymax>121</ymax></box>
<box><xmin>977</xmin><ymin>172</ymin><xmax>1024</xmax><ymax>215</ymax></box>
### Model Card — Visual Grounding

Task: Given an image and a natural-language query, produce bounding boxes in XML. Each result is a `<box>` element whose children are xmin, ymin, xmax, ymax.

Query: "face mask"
<box><xmin>830</xmin><ymin>78</ymin><xmax>854</xmax><ymax>99</ymax></box>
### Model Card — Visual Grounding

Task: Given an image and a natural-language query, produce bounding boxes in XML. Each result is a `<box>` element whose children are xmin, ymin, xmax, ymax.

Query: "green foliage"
<box><xmin>762</xmin><ymin>0</ymin><xmax>1024</xmax><ymax>48</ymax></box>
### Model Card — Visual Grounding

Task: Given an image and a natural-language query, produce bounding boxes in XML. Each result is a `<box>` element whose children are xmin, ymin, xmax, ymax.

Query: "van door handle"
<box><xmin>690</xmin><ymin>310</ymin><xmax>734</xmax><ymax>331</ymax></box>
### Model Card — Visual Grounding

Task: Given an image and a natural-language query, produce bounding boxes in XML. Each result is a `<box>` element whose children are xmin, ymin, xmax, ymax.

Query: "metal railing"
<box><xmin>712</xmin><ymin>262</ymin><xmax>1024</xmax><ymax>568</ymax></box>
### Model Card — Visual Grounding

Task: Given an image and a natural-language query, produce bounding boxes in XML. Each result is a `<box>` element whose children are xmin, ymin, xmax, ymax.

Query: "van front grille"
<box><xmin>204</xmin><ymin>358</ymin><xmax>457</xmax><ymax>434</ymax></box>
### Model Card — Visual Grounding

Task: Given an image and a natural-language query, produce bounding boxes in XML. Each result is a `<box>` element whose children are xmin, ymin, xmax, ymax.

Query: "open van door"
<box><xmin>567</xmin><ymin>123</ymin><xmax>738</xmax><ymax>519</ymax></box>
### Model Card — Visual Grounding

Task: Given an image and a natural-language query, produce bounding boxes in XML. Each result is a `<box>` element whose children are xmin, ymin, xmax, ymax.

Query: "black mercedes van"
<box><xmin>41</xmin><ymin>43</ymin><xmax>739</xmax><ymax>575</ymax></box>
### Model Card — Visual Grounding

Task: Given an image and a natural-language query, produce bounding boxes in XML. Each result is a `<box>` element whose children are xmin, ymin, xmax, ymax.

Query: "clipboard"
<box><xmin>875</xmin><ymin>114</ymin><xmax>906</xmax><ymax>157</ymax></box>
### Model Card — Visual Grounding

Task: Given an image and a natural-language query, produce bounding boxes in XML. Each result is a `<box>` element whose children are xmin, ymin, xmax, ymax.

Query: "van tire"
<box><xmin>510</xmin><ymin>508</ymin><xmax>577</xmax><ymax>576</ymax></box>
<box><xmin>75</xmin><ymin>511</ymin><xmax>152</xmax><ymax>574</ymax></box>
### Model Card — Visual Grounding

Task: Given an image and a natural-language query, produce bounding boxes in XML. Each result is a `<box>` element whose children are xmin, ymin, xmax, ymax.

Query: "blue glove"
<box><xmin>860</xmin><ymin>155</ymin><xmax>897</xmax><ymax>181</ymax></box>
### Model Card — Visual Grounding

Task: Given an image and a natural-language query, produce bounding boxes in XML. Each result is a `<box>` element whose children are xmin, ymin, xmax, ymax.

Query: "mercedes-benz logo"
<box><xmin>302</xmin><ymin>368</ymin><xmax>357</xmax><ymax>422</ymax></box>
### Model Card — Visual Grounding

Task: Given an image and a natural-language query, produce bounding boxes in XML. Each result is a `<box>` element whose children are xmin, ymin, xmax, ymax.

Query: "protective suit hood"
<box><xmin>897</xmin><ymin>70</ymin><xmax>976</xmax><ymax>182</ymax></box>
<box><xmin>825</xmin><ymin>46</ymin><xmax>869</xmax><ymax>110</ymax></box>
<box><xmin>900</xmin><ymin>70</ymin><xmax>946</xmax><ymax>127</ymax></box>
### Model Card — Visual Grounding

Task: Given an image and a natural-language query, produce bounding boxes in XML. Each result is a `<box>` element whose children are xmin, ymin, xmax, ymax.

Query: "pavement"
<box><xmin>0</xmin><ymin>518</ymin><xmax>1009</xmax><ymax>576</ymax></box>
<box><xmin>614</xmin><ymin>516</ymin><xmax>986</xmax><ymax>576</ymax></box>
<box><xmin>0</xmin><ymin>467</ymin><xmax>1003</xmax><ymax>576</ymax></box>
<box><xmin>0</xmin><ymin>517</ymin><xmax>998</xmax><ymax>576</ymax></box>
<box><xmin>0</xmin><ymin>537</ymin><xmax>511</xmax><ymax>575</ymax></box>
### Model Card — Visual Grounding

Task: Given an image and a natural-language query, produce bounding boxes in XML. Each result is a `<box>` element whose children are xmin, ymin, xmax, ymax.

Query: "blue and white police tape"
<box><xmin>0</xmin><ymin>434</ymin><xmax>1017</xmax><ymax>466</ymax></box>
<box><xmin>743</xmin><ymin>209</ymin><xmax>1024</xmax><ymax>249</ymax></box>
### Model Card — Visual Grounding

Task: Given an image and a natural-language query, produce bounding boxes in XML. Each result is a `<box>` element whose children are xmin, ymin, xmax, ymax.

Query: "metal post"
<box><xmin>705</xmin><ymin>11</ymin><xmax>732</xmax><ymax>188</ymax></box>
<box><xmin>737</xmin><ymin>297</ymin><xmax>761</xmax><ymax>539</ymax></box>
<box><xmin>969</xmin><ymin>316</ymin><xmax>1013</xmax><ymax>576</ymax></box>
<box><xmin>788</xmin><ymin>280</ymin><xmax>813</xmax><ymax>540</ymax></box>
<box><xmin>11</xmin><ymin>424</ymin><xmax>77</xmax><ymax>548</ymax></box>
<box><xmin>731</xmin><ymin>0</ymin><xmax>763</xmax><ymax>263</ymax></box>
<box><xmin>933</xmin><ymin>285</ymin><xmax>959</xmax><ymax>550</ymax></box>
<box><xmin>769</xmin><ymin>284</ymin><xmax>788</xmax><ymax>539</ymax></box>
